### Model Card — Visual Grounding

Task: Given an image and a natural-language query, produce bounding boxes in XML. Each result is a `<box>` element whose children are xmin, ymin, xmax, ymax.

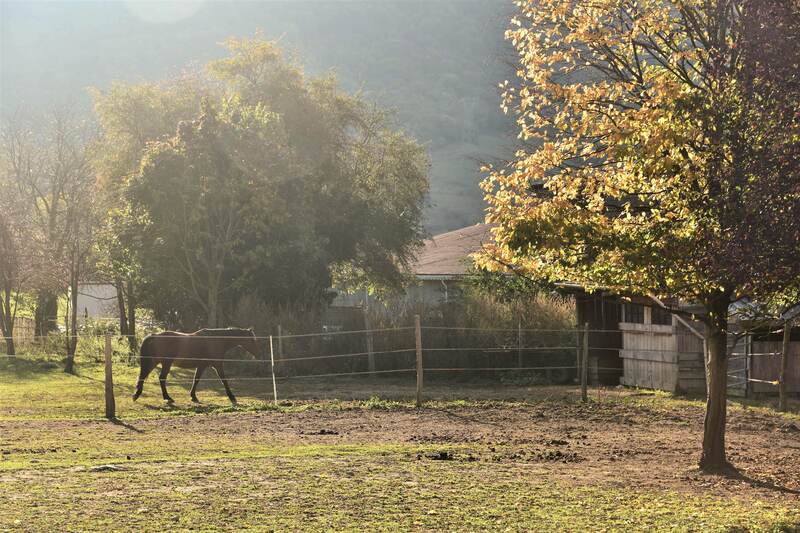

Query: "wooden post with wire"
<box><xmin>269</xmin><ymin>335</ymin><xmax>278</xmax><ymax>406</ymax></box>
<box><xmin>575</xmin><ymin>326</ymin><xmax>581</xmax><ymax>384</ymax></box>
<box><xmin>779</xmin><ymin>320</ymin><xmax>793</xmax><ymax>412</ymax></box>
<box><xmin>517</xmin><ymin>317</ymin><xmax>523</xmax><ymax>368</ymax></box>
<box><xmin>104</xmin><ymin>333</ymin><xmax>115</xmax><ymax>420</ymax></box>
<box><xmin>364</xmin><ymin>289</ymin><xmax>375</xmax><ymax>373</ymax></box>
<box><xmin>415</xmin><ymin>314</ymin><xmax>423</xmax><ymax>407</ymax></box>
<box><xmin>581</xmin><ymin>322</ymin><xmax>589</xmax><ymax>403</ymax></box>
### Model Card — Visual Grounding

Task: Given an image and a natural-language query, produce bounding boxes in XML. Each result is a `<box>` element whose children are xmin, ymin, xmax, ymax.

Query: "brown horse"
<box><xmin>132</xmin><ymin>327</ymin><xmax>259</xmax><ymax>404</ymax></box>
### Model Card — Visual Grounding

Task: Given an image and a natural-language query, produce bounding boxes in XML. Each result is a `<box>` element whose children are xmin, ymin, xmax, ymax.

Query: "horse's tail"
<box><xmin>132</xmin><ymin>335</ymin><xmax>156</xmax><ymax>401</ymax></box>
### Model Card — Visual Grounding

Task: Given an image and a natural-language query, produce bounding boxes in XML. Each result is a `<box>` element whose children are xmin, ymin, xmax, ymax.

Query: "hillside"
<box><xmin>0</xmin><ymin>1</ymin><xmax>518</xmax><ymax>233</ymax></box>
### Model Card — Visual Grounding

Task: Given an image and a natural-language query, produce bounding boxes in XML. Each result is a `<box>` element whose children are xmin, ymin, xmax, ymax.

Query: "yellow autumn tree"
<box><xmin>480</xmin><ymin>0</ymin><xmax>800</xmax><ymax>471</ymax></box>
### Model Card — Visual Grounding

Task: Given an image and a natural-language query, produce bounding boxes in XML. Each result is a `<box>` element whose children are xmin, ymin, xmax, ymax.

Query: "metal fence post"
<box><xmin>581</xmin><ymin>322</ymin><xmax>589</xmax><ymax>403</ymax></box>
<box><xmin>415</xmin><ymin>315</ymin><xmax>423</xmax><ymax>407</ymax></box>
<box><xmin>104</xmin><ymin>333</ymin><xmax>115</xmax><ymax>420</ymax></box>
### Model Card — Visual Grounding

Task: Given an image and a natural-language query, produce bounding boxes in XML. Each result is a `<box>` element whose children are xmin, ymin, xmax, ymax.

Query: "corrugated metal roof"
<box><xmin>410</xmin><ymin>223</ymin><xmax>493</xmax><ymax>277</ymax></box>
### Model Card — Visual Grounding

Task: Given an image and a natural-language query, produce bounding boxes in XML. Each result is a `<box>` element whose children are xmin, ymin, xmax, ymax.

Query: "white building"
<box><xmin>75</xmin><ymin>282</ymin><xmax>118</xmax><ymax>322</ymax></box>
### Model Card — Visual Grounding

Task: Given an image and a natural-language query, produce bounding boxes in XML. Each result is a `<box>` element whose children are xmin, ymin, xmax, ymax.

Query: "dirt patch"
<box><xmin>2</xmin><ymin>398</ymin><xmax>799</xmax><ymax>503</ymax></box>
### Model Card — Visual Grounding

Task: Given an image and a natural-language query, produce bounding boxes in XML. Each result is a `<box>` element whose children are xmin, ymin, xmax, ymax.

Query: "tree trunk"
<box><xmin>0</xmin><ymin>292</ymin><xmax>16</xmax><ymax>356</ymax></box>
<box><xmin>3</xmin><ymin>337</ymin><xmax>14</xmax><ymax>357</ymax></box>
<box><xmin>64</xmin><ymin>268</ymin><xmax>78</xmax><ymax>374</ymax></box>
<box><xmin>116</xmin><ymin>280</ymin><xmax>128</xmax><ymax>337</ymax></box>
<box><xmin>779</xmin><ymin>320</ymin><xmax>792</xmax><ymax>413</ymax></box>
<box><xmin>699</xmin><ymin>295</ymin><xmax>731</xmax><ymax>472</ymax></box>
<box><xmin>34</xmin><ymin>291</ymin><xmax>59</xmax><ymax>337</ymax></box>
<box><xmin>126</xmin><ymin>279</ymin><xmax>138</xmax><ymax>354</ymax></box>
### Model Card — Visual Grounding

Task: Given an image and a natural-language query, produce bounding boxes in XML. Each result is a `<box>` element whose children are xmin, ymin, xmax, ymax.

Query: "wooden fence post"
<box><xmin>581</xmin><ymin>322</ymin><xmax>589</xmax><ymax>403</ymax></box>
<box><xmin>364</xmin><ymin>293</ymin><xmax>375</xmax><ymax>372</ymax></box>
<box><xmin>269</xmin><ymin>335</ymin><xmax>278</xmax><ymax>406</ymax></box>
<box><xmin>415</xmin><ymin>314</ymin><xmax>423</xmax><ymax>407</ymax></box>
<box><xmin>517</xmin><ymin>317</ymin><xmax>523</xmax><ymax>369</ymax></box>
<box><xmin>275</xmin><ymin>324</ymin><xmax>284</xmax><ymax>376</ymax></box>
<box><xmin>104</xmin><ymin>333</ymin><xmax>115</xmax><ymax>420</ymax></box>
<box><xmin>575</xmin><ymin>327</ymin><xmax>581</xmax><ymax>384</ymax></box>
<box><xmin>779</xmin><ymin>320</ymin><xmax>792</xmax><ymax>412</ymax></box>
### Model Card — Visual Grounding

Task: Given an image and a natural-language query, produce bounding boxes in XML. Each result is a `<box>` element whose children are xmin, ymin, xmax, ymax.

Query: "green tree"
<box><xmin>104</xmin><ymin>36</ymin><xmax>429</xmax><ymax>328</ymax></box>
<box><xmin>91</xmin><ymin>77</ymin><xmax>204</xmax><ymax>346</ymax></box>
<box><xmin>479</xmin><ymin>0</ymin><xmax>800</xmax><ymax>471</ymax></box>
<box><xmin>208</xmin><ymin>36</ymin><xmax>429</xmax><ymax>297</ymax></box>
<box><xmin>127</xmin><ymin>99</ymin><xmax>291</xmax><ymax>327</ymax></box>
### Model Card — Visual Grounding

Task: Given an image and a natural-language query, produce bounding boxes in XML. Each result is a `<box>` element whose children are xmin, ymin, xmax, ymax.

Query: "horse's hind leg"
<box><xmin>159</xmin><ymin>361</ymin><xmax>175</xmax><ymax>403</ymax></box>
<box><xmin>190</xmin><ymin>366</ymin><xmax>206</xmax><ymax>403</ymax></box>
<box><xmin>213</xmin><ymin>364</ymin><xmax>237</xmax><ymax>404</ymax></box>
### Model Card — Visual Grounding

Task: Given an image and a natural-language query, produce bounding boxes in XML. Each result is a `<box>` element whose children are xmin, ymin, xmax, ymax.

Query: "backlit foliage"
<box><xmin>479</xmin><ymin>0</ymin><xmax>800</xmax><ymax>306</ymax></box>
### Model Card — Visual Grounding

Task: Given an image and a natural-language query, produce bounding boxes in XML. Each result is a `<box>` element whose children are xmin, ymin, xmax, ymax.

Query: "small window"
<box><xmin>623</xmin><ymin>303</ymin><xmax>644</xmax><ymax>324</ymax></box>
<box><xmin>651</xmin><ymin>306</ymin><xmax>673</xmax><ymax>326</ymax></box>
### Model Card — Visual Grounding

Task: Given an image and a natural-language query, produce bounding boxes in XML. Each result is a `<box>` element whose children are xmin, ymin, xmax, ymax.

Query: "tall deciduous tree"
<box><xmin>1</xmin><ymin>108</ymin><xmax>97</xmax><ymax>371</ymax></box>
<box><xmin>127</xmin><ymin>99</ymin><xmax>291</xmax><ymax>327</ymax></box>
<box><xmin>98</xmin><ymin>37</ymin><xmax>428</xmax><ymax>328</ymax></box>
<box><xmin>479</xmin><ymin>0</ymin><xmax>800</xmax><ymax>471</ymax></box>
<box><xmin>0</xmin><ymin>174</ymin><xmax>33</xmax><ymax>356</ymax></box>
<box><xmin>91</xmin><ymin>77</ymin><xmax>204</xmax><ymax>348</ymax></box>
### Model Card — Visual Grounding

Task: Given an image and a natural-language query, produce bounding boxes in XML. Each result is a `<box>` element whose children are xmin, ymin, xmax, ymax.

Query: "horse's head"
<box><xmin>240</xmin><ymin>328</ymin><xmax>259</xmax><ymax>358</ymax></box>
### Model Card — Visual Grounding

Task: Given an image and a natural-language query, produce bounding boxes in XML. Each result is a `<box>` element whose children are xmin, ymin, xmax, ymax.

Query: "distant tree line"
<box><xmin>0</xmin><ymin>36</ymin><xmax>430</xmax><ymax>367</ymax></box>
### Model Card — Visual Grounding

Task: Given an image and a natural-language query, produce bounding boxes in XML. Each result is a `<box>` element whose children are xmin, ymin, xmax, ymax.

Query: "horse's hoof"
<box><xmin>191</xmin><ymin>397</ymin><xmax>200</xmax><ymax>403</ymax></box>
<box><xmin>132</xmin><ymin>394</ymin><xmax>140</xmax><ymax>402</ymax></box>
<box><xmin>165</xmin><ymin>398</ymin><xmax>175</xmax><ymax>404</ymax></box>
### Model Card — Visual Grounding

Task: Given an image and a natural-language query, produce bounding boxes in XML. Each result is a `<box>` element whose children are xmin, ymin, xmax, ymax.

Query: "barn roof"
<box><xmin>410</xmin><ymin>223</ymin><xmax>494</xmax><ymax>278</ymax></box>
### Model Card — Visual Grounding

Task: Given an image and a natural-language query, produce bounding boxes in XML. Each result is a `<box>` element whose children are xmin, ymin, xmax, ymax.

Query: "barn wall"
<box><xmin>619</xmin><ymin>317</ymin><xmax>706</xmax><ymax>394</ymax></box>
<box><xmin>676</xmin><ymin>323</ymin><xmax>706</xmax><ymax>394</ymax></box>
<box><xmin>750</xmin><ymin>341</ymin><xmax>800</xmax><ymax>394</ymax></box>
<box><xmin>575</xmin><ymin>292</ymin><xmax>622</xmax><ymax>385</ymax></box>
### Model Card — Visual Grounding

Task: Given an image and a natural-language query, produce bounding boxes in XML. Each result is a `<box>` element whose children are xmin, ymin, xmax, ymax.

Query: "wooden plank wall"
<box><xmin>750</xmin><ymin>341</ymin><xmax>800</xmax><ymax>394</ymax></box>
<box><xmin>677</xmin><ymin>324</ymin><xmax>705</xmax><ymax>394</ymax></box>
<box><xmin>619</xmin><ymin>319</ymin><xmax>705</xmax><ymax>393</ymax></box>
<box><xmin>619</xmin><ymin>323</ymin><xmax>679</xmax><ymax>391</ymax></box>
<box><xmin>11</xmin><ymin>317</ymin><xmax>34</xmax><ymax>344</ymax></box>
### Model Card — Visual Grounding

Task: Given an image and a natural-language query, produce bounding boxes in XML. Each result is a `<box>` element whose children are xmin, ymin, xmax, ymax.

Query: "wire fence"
<box><xmin>2</xmin><ymin>319</ymin><xmax>795</xmax><ymax>419</ymax></box>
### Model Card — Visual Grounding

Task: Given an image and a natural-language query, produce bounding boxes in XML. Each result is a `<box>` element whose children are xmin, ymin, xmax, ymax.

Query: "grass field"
<box><xmin>1</xmin><ymin>356</ymin><xmax>799</xmax><ymax>531</ymax></box>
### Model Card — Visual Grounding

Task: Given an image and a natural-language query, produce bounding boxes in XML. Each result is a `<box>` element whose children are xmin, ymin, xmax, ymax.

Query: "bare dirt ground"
<box><xmin>4</xmin><ymin>393</ymin><xmax>798</xmax><ymax>501</ymax></box>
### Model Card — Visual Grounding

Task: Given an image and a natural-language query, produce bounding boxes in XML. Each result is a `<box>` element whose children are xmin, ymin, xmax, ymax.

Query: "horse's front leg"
<box><xmin>213</xmin><ymin>364</ymin><xmax>237</xmax><ymax>404</ymax></box>
<box><xmin>190</xmin><ymin>365</ymin><xmax>206</xmax><ymax>403</ymax></box>
<box><xmin>132</xmin><ymin>361</ymin><xmax>154</xmax><ymax>401</ymax></box>
<box><xmin>159</xmin><ymin>361</ymin><xmax>174</xmax><ymax>403</ymax></box>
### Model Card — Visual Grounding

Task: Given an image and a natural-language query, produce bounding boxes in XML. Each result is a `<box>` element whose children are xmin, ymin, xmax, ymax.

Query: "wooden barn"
<box><xmin>576</xmin><ymin>292</ymin><xmax>800</xmax><ymax>396</ymax></box>
<box><xmin>571</xmin><ymin>291</ymin><xmax>706</xmax><ymax>392</ymax></box>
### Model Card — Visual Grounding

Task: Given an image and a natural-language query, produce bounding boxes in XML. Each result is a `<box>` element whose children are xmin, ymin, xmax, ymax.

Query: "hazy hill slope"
<box><xmin>0</xmin><ymin>1</ymin><xmax>517</xmax><ymax>233</ymax></box>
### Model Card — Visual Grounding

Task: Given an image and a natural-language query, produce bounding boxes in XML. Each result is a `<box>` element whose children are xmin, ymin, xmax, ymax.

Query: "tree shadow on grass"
<box><xmin>701</xmin><ymin>463</ymin><xmax>800</xmax><ymax>495</ymax></box>
<box><xmin>0</xmin><ymin>357</ymin><xmax>65</xmax><ymax>379</ymax></box>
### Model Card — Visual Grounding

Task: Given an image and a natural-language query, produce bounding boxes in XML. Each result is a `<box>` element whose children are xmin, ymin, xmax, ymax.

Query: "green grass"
<box><xmin>2</xmin><ymin>356</ymin><xmax>799</xmax><ymax>531</ymax></box>
<box><xmin>2</xmin><ymin>355</ymin><xmax>798</xmax><ymax>423</ymax></box>
<box><xmin>1</xmin><ymin>445</ymin><xmax>798</xmax><ymax>532</ymax></box>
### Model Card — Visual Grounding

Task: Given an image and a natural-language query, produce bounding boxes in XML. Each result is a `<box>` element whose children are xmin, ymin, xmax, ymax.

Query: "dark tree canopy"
<box><xmin>95</xmin><ymin>37</ymin><xmax>429</xmax><ymax>328</ymax></box>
